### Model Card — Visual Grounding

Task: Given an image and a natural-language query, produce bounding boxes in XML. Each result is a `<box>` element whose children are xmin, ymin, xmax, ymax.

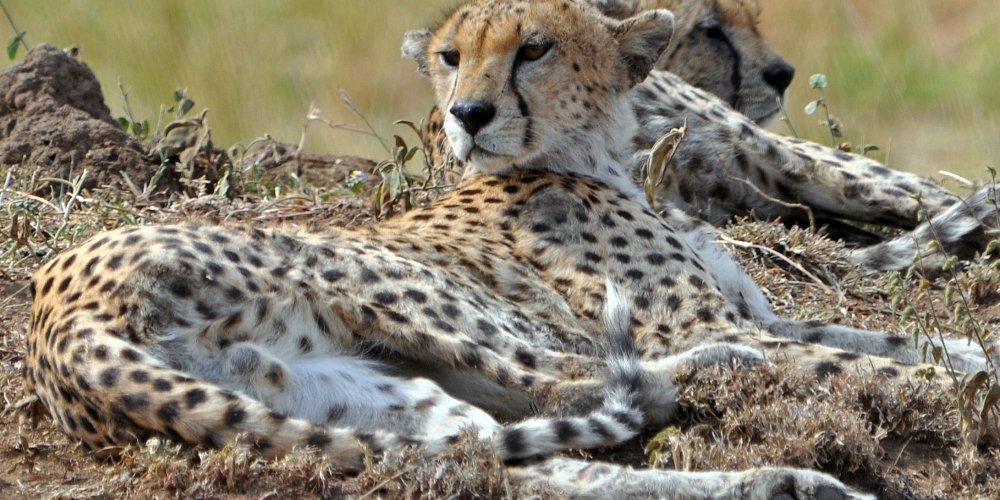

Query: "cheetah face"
<box><xmin>404</xmin><ymin>0</ymin><xmax>674</xmax><ymax>176</ymax></box>
<box><xmin>653</xmin><ymin>0</ymin><xmax>794</xmax><ymax>124</ymax></box>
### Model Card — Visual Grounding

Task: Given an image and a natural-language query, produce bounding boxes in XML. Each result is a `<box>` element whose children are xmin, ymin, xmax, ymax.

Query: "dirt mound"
<box><xmin>0</xmin><ymin>44</ymin><xmax>160</xmax><ymax>192</ymax></box>
<box><xmin>0</xmin><ymin>44</ymin><xmax>382</xmax><ymax>198</ymax></box>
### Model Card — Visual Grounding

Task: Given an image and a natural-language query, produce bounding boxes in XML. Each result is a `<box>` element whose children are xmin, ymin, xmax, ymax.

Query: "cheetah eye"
<box><xmin>703</xmin><ymin>26</ymin><xmax>725</xmax><ymax>40</ymax></box>
<box><xmin>440</xmin><ymin>50</ymin><xmax>461</xmax><ymax>68</ymax></box>
<box><xmin>517</xmin><ymin>42</ymin><xmax>551</xmax><ymax>62</ymax></box>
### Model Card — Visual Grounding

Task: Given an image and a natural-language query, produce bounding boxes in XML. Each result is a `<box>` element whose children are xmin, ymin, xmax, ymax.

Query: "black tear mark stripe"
<box><xmin>723</xmin><ymin>31</ymin><xmax>742</xmax><ymax>109</ymax></box>
<box><xmin>510</xmin><ymin>50</ymin><xmax>534</xmax><ymax>147</ymax></box>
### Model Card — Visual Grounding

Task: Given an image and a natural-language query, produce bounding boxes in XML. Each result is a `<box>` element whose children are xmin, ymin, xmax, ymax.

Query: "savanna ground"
<box><xmin>1</xmin><ymin>1</ymin><xmax>1000</xmax><ymax>499</ymax></box>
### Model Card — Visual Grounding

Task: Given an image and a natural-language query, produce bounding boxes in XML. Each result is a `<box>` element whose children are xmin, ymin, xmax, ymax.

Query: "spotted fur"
<box><xmin>422</xmin><ymin>0</ymin><xmax>998</xmax><ymax>272</ymax></box>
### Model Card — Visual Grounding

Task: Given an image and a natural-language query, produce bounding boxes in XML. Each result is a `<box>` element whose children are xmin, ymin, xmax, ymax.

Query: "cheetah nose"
<box><xmin>450</xmin><ymin>101</ymin><xmax>496</xmax><ymax>136</ymax></box>
<box><xmin>762</xmin><ymin>61</ymin><xmax>795</xmax><ymax>93</ymax></box>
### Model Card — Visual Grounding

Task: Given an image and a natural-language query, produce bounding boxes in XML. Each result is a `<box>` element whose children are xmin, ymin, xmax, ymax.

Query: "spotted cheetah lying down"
<box><xmin>422</xmin><ymin>0</ymin><xmax>999</xmax><ymax>273</ymax></box>
<box><xmin>26</xmin><ymin>0</ymin><xmax>997</xmax><ymax>499</ymax></box>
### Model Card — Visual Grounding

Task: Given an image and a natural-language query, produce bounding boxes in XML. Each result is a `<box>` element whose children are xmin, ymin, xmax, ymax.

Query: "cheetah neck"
<box><xmin>475</xmin><ymin>96</ymin><xmax>647</xmax><ymax>206</ymax></box>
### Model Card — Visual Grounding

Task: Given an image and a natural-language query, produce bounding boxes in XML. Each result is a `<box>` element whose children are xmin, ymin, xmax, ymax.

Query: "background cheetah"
<box><xmin>22</xmin><ymin>0</ymin><xmax>998</xmax><ymax>499</ymax></box>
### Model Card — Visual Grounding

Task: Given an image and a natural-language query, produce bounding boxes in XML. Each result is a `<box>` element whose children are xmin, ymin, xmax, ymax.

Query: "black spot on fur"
<box><xmin>815</xmin><ymin>362</ymin><xmax>843</xmax><ymax>380</ymax></box>
<box><xmin>185</xmin><ymin>388</ymin><xmax>208</xmax><ymax>408</ymax></box>
<box><xmin>307</xmin><ymin>431</ymin><xmax>332</xmax><ymax>448</ymax></box>
<box><xmin>224</xmin><ymin>405</ymin><xmax>248</xmax><ymax>427</ymax></box>
<box><xmin>554</xmin><ymin>419</ymin><xmax>580</xmax><ymax>443</ymax></box>
<box><xmin>106</xmin><ymin>253</ymin><xmax>125</xmax><ymax>270</ymax></box>
<box><xmin>502</xmin><ymin>427</ymin><xmax>526</xmax><ymax>456</ymax></box>
<box><xmin>157</xmin><ymin>402</ymin><xmax>180</xmax><ymax>424</ymax></box>
<box><xmin>121</xmin><ymin>394</ymin><xmax>149</xmax><ymax>410</ymax></box>
<box><xmin>476</xmin><ymin>319</ymin><xmax>498</xmax><ymax>336</ymax></box>
<box><xmin>299</xmin><ymin>336</ymin><xmax>313</xmax><ymax>353</ymax></box>
<box><xmin>169</xmin><ymin>279</ymin><xmax>192</xmax><ymax>298</ymax></box>
<box><xmin>404</xmin><ymin>289</ymin><xmax>428</xmax><ymax>303</ymax></box>
<box><xmin>514</xmin><ymin>348</ymin><xmax>537</xmax><ymax>369</ymax></box>
<box><xmin>804</xmin><ymin>330</ymin><xmax>825</xmax><ymax>343</ymax></box>
<box><xmin>321</xmin><ymin>269</ymin><xmax>346</xmax><ymax>282</ymax></box>
<box><xmin>99</xmin><ymin>368</ymin><xmax>119</xmax><ymax>387</ymax></box>
<box><xmin>885</xmin><ymin>336</ymin><xmax>909</xmax><ymax>348</ymax></box>
<box><xmin>441</xmin><ymin>303</ymin><xmax>461</xmax><ymax>319</ymax></box>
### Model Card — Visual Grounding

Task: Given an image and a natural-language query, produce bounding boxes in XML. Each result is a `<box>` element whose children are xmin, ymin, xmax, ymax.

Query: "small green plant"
<box><xmin>803</xmin><ymin>74</ymin><xmax>841</xmax><ymax>149</ymax></box>
<box><xmin>317</xmin><ymin>90</ymin><xmax>458</xmax><ymax>218</ymax></box>
<box><xmin>117</xmin><ymin>77</ymin><xmax>151</xmax><ymax>140</ymax></box>
<box><xmin>168</xmin><ymin>88</ymin><xmax>196</xmax><ymax>120</ymax></box>
<box><xmin>0</xmin><ymin>0</ymin><xmax>27</xmax><ymax>60</ymax></box>
<box><xmin>803</xmin><ymin>73</ymin><xmax>879</xmax><ymax>155</ymax></box>
<box><xmin>776</xmin><ymin>96</ymin><xmax>799</xmax><ymax>138</ymax></box>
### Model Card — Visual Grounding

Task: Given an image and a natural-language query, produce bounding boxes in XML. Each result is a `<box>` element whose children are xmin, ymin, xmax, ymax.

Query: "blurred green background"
<box><xmin>3</xmin><ymin>0</ymin><xmax>998</xmax><ymax>182</ymax></box>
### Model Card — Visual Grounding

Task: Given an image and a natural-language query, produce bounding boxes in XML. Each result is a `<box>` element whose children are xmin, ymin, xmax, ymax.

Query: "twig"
<box><xmin>357</xmin><ymin>466</ymin><xmax>412</xmax><ymax>499</ymax></box>
<box><xmin>50</xmin><ymin>170</ymin><xmax>88</xmax><ymax>248</ymax></box>
<box><xmin>0</xmin><ymin>168</ymin><xmax>12</xmax><ymax>205</ymax></box>
<box><xmin>297</xmin><ymin>104</ymin><xmax>371</xmax><ymax>158</ymax></box>
<box><xmin>725</xmin><ymin>173</ymin><xmax>816</xmax><ymax>231</ymax></box>
<box><xmin>340</xmin><ymin>89</ymin><xmax>391</xmax><ymax>153</ymax></box>
<box><xmin>717</xmin><ymin>233</ymin><xmax>834</xmax><ymax>294</ymax></box>
<box><xmin>0</xmin><ymin>282</ymin><xmax>29</xmax><ymax>308</ymax></box>
<box><xmin>714</xmin><ymin>150</ymin><xmax>816</xmax><ymax>231</ymax></box>
<box><xmin>776</xmin><ymin>96</ymin><xmax>798</xmax><ymax>138</ymax></box>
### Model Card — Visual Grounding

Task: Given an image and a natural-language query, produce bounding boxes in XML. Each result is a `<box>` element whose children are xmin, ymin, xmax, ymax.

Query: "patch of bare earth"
<box><xmin>2</xmin><ymin>44</ymin><xmax>998</xmax><ymax>500</ymax></box>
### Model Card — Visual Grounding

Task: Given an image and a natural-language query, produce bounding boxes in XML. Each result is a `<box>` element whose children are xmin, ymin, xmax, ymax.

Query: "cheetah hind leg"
<box><xmin>510</xmin><ymin>456</ymin><xmax>876</xmax><ymax>500</ymax></box>
<box><xmin>658</xmin><ymin>204</ymin><xmax>998</xmax><ymax>377</ymax></box>
<box><xmin>212</xmin><ymin>281</ymin><xmax>646</xmax><ymax>461</ymax></box>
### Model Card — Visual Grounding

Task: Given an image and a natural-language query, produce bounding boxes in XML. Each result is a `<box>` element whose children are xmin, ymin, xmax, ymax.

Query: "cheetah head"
<box><xmin>403</xmin><ymin>0</ymin><xmax>674</xmax><ymax>187</ymax></box>
<box><xmin>595</xmin><ymin>0</ymin><xmax>794</xmax><ymax>124</ymax></box>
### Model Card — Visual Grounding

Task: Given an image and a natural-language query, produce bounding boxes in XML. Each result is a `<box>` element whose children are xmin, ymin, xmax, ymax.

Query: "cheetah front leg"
<box><xmin>632</xmin><ymin>70</ymin><xmax>963</xmax><ymax>230</ymax></box>
<box><xmin>511</xmin><ymin>456</ymin><xmax>875</xmax><ymax>500</ymax></box>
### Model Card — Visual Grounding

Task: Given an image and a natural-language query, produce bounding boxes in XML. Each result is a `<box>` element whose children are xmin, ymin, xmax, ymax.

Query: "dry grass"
<box><xmin>2</xmin><ymin>160</ymin><xmax>999</xmax><ymax>497</ymax></box>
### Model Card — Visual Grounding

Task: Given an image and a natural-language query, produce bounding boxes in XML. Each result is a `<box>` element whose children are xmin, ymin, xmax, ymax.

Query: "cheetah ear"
<box><xmin>402</xmin><ymin>29</ymin><xmax>433</xmax><ymax>76</ymax></box>
<box><xmin>611</xmin><ymin>9</ymin><xmax>674</xmax><ymax>88</ymax></box>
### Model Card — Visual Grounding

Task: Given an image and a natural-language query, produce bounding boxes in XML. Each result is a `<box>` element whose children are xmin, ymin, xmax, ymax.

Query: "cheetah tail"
<box><xmin>492</xmin><ymin>280</ymin><xmax>643</xmax><ymax>459</ymax></box>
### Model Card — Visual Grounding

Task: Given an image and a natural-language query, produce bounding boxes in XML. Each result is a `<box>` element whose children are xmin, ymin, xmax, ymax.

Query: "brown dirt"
<box><xmin>0</xmin><ymin>44</ymin><xmax>160</xmax><ymax>193</ymax></box>
<box><xmin>0</xmin><ymin>43</ymin><xmax>381</xmax><ymax>199</ymax></box>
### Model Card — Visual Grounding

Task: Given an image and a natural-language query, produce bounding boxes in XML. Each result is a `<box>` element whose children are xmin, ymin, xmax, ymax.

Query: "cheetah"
<box><xmin>25</xmin><ymin>1</ymin><xmax>997</xmax><ymax>499</ymax></box>
<box><xmin>422</xmin><ymin>0</ymin><xmax>1000</xmax><ymax>272</ymax></box>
